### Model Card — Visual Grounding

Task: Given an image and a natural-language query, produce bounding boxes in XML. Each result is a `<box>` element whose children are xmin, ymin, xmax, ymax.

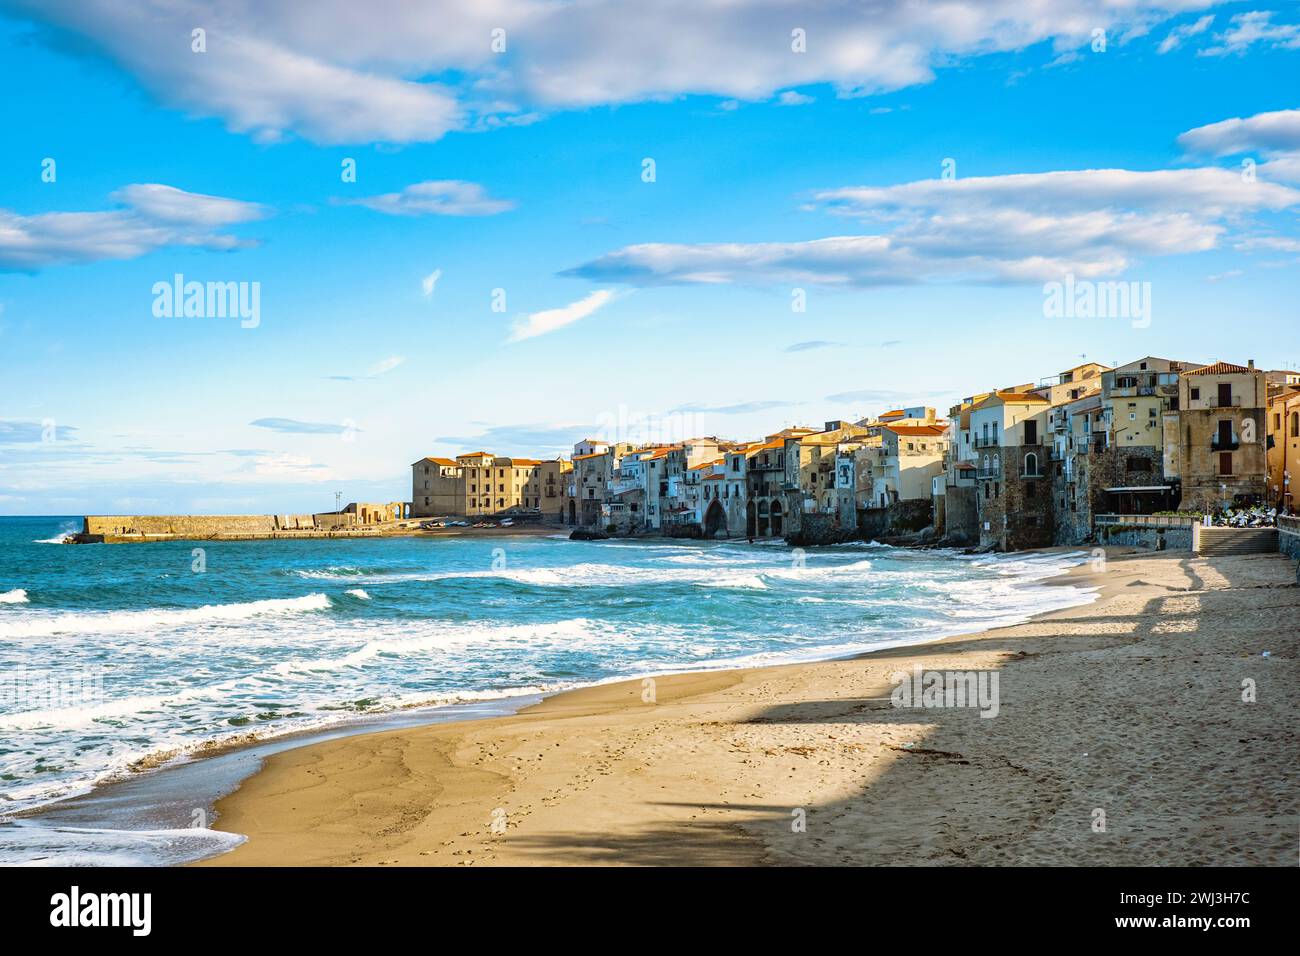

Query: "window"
<box><xmin>1024</xmin><ymin>421</ymin><xmax>1038</xmax><ymax>444</ymax></box>
<box><xmin>1219</xmin><ymin>452</ymin><xmax>1233</xmax><ymax>476</ymax></box>
<box><xmin>1026</xmin><ymin>480</ymin><xmax>1036</xmax><ymax>499</ymax></box>
<box><xmin>1292</xmin><ymin>412</ymin><xmax>1299</xmax><ymax>438</ymax></box>
<box><xmin>1217</xmin><ymin>383</ymin><xmax>1232</xmax><ymax>407</ymax></box>
<box><xmin>1191</xmin><ymin>387</ymin><xmax>1200</xmax><ymax>401</ymax></box>
<box><xmin>1024</xmin><ymin>452</ymin><xmax>1038</xmax><ymax>475</ymax></box>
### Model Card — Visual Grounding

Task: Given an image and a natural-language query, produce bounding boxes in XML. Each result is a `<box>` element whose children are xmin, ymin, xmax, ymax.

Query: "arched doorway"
<box><xmin>757</xmin><ymin>501</ymin><xmax>770</xmax><ymax>537</ymax></box>
<box><xmin>770</xmin><ymin>500</ymin><xmax>784</xmax><ymax>537</ymax></box>
<box><xmin>745</xmin><ymin>501</ymin><xmax>756</xmax><ymax>537</ymax></box>
<box><xmin>567</xmin><ymin>500</ymin><xmax>576</xmax><ymax>524</ymax></box>
<box><xmin>704</xmin><ymin>500</ymin><xmax>726</xmax><ymax>538</ymax></box>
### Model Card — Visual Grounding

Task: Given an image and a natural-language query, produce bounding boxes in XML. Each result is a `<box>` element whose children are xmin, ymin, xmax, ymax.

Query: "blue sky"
<box><xmin>1</xmin><ymin>1</ymin><xmax>1298</xmax><ymax>515</ymax></box>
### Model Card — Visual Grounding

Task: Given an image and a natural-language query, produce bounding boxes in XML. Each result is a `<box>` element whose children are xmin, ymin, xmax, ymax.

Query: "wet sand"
<box><xmin>201</xmin><ymin>548</ymin><xmax>1298</xmax><ymax>866</ymax></box>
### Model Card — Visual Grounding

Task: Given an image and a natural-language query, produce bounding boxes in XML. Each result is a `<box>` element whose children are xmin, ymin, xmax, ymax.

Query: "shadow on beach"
<box><xmin>492</xmin><ymin>552</ymin><xmax>1298</xmax><ymax>866</ymax></box>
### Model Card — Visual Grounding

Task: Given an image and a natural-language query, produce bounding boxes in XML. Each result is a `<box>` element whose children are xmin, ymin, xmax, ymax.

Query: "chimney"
<box><xmin>1248</xmin><ymin>359</ymin><xmax>1255</xmax><ymax>369</ymax></box>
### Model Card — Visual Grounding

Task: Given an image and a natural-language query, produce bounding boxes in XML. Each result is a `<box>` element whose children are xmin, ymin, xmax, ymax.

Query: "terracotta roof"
<box><xmin>508</xmin><ymin>458</ymin><xmax>542</xmax><ymax>466</ymax></box>
<box><xmin>886</xmin><ymin>424</ymin><xmax>947</xmax><ymax>437</ymax></box>
<box><xmin>1187</xmin><ymin>360</ymin><xmax>1252</xmax><ymax>375</ymax></box>
<box><xmin>643</xmin><ymin>446</ymin><xmax>681</xmax><ymax>460</ymax></box>
<box><xmin>879</xmin><ymin>409</ymin><xmax>906</xmax><ymax>418</ymax></box>
<box><xmin>572</xmin><ymin>452</ymin><xmax>607</xmax><ymax>461</ymax></box>
<box><xmin>688</xmin><ymin>458</ymin><xmax>725</xmax><ymax>471</ymax></box>
<box><xmin>703</xmin><ymin>473</ymin><xmax>727</xmax><ymax>480</ymax></box>
<box><xmin>957</xmin><ymin>462</ymin><xmax>976</xmax><ymax>471</ymax></box>
<box><xmin>456</xmin><ymin>451</ymin><xmax>492</xmax><ymax>459</ymax></box>
<box><xmin>414</xmin><ymin>456</ymin><xmax>459</xmax><ymax>467</ymax></box>
<box><xmin>975</xmin><ymin>391</ymin><xmax>1049</xmax><ymax>408</ymax></box>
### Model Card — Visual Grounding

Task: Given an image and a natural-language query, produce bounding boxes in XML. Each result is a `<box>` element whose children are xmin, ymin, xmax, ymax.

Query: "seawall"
<box><xmin>80</xmin><ymin>513</ymin><xmax>379</xmax><ymax>543</ymax></box>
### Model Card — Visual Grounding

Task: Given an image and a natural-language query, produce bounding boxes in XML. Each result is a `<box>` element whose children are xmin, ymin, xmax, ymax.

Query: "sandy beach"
<box><xmin>201</xmin><ymin>548</ymin><xmax>1298</xmax><ymax>866</ymax></box>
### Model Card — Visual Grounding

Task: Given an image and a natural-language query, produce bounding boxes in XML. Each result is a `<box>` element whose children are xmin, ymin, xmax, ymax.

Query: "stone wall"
<box><xmin>1280</xmin><ymin>516</ymin><xmax>1300</xmax><ymax>561</ymax></box>
<box><xmin>940</xmin><ymin>485</ymin><xmax>979</xmax><ymax>545</ymax></box>
<box><xmin>83</xmin><ymin>513</ymin><xmax>370</xmax><ymax>536</ymax></box>
<box><xmin>1053</xmin><ymin>446</ymin><xmax>1165</xmax><ymax>546</ymax></box>
<box><xmin>85</xmin><ymin>515</ymin><xmax>279</xmax><ymax>536</ymax></box>
<box><xmin>785</xmin><ymin>511</ymin><xmax>857</xmax><ymax>546</ymax></box>
<box><xmin>976</xmin><ymin>446</ymin><xmax>1053</xmax><ymax>550</ymax></box>
<box><xmin>1095</xmin><ymin>524</ymin><xmax>1193</xmax><ymax>551</ymax></box>
<box><xmin>856</xmin><ymin>499</ymin><xmax>934</xmax><ymax>543</ymax></box>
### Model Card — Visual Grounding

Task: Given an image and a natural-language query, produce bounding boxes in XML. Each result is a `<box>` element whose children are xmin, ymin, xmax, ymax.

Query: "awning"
<box><xmin>1104</xmin><ymin>485</ymin><xmax>1173</xmax><ymax>493</ymax></box>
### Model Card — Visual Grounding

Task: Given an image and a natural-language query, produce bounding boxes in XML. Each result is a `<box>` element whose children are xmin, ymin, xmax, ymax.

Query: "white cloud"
<box><xmin>1199</xmin><ymin>11</ymin><xmax>1300</xmax><ymax>56</ymax></box>
<box><xmin>422</xmin><ymin>268</ymin><xmax>442</xmax><ymax>297</ymax></box>
<box><xmin>776</xmin><ymin>91</ymin><xmax>815</xmax><ymax>106</ymax></box>
<box><xmin>350</xmin><ymin>181</ymin><xmax>515</xmax><ymax>217</ymax></box>
<box><xmin>9</xmin><ymin>0</ymin><xmax>1220</xmax><ymax>144</ymax></box>
<box><xmin>0</xmin><ymin>184</ymin><xmax>268</xmax><ymax>271</ymax></box>
<box><xmin>568</xmin><ymin>166</ymin><xmax>1300</xmax><ymax>287</ymax></box>
<box><xmin>507</xmin><ymin>290</ymin><xmax>616</xmax><ymax>342</ymax></box>
<box><xmin>1177</xmin><ymin>108</ymin><xmax>1300</xmax><ymax>155</ymax></box>
<box><xmin>1157</xmin><ymin>14</ymin><xmax>1214</xmax><ymax>53</ymax></box>
<box><xmin>367</xmin><ymin>356</ymin><xmax>405</xmax><ymax>376</ymax></box>
<box><xmin>240</xmin><ymin>454</ymin><xmax>332</xmax><ymax>481</ymax></box>
<box><xmin>814</xmin><ymin>167</ymin><xmax>1297</xmax><ymax>217</ymax></box>
<box><xmin>1178</xmin><ymin>108</ymin><xmax>1300</xmax><ymax>184</ymax></box>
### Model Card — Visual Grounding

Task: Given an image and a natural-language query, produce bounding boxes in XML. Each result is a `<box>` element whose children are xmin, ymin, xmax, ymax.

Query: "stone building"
<box><xmin>745</xmin><ymin>437</ymin><xmax>789</xmax><ymax>537</ymax></box>
<box><xmin>970</xmin><ymin>390</ymin><xmax>1052</xmax><ymax>550</ymax></box>
<box><xmin>1267</xmin><ymin>385</ymin><xmax>1300</xmax><ymax>511</ymax></box>
<box><xmin>411</xmin><ymin>453</ymin><xmax>568</xmax><ymax>519</ymax></box>
<box><xmin>410</xmin><ymin>457</ymin><xmax>463</xmax><ymax>517</ymax></box>
<box><xmin>573</xmin><ymin>450</ymin><xmax>618</xmax><ymax>527</ymax></box>
<box><xmin>869</xmin><ymin>423</ymin><xmax>947</xmax><ymax>508</ymax></box>
<box><xmin>1169</xmin><ymin>360</ymin><xmax>1268</xmax><ymax>512</ymax></box>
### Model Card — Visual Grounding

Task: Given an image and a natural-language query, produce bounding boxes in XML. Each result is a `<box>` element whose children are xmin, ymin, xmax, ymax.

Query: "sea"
<box><xmin>0</xmin><ymin>515</ymin><xmax>1096</xmax><ymax>864</ymax></box>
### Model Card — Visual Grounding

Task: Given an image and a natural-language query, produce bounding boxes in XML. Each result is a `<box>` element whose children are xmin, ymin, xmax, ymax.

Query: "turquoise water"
<box><xmin>0</xmin><ymin>515</ymin><xmax>1093</xmax><ymax>861</ymax></box>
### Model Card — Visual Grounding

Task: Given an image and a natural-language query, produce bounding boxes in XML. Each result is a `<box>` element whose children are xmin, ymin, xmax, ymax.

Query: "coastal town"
<box><xmin>411</xmin><ymin>355</ymin><xmax>1300</xmax><ymax>552</ymax></box>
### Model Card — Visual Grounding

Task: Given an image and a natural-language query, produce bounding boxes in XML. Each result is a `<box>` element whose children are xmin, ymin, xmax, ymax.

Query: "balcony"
<box><xmin>973</xmin><ymin>435</ymin><xmax>999</xmax><ymax>448</ymax></box>
<box><xmin>1210</xmin><ymin>436</ymin><xmax>1240</xmax><ymax>452</ymax></box>
<box><xmin>1020</xmin><ymin>469</ymin><xmax>1045</xmax><ymax>479</ymax></box>
<box><xmin>976</xmin><ymin>468</ymin><xmax>1000</xmax><ymax>479</ymax></box>
<box><xmin>1206</xmin><ymin>395</ymin><xmax>1241</xmax><ymax>408</ymax></box>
